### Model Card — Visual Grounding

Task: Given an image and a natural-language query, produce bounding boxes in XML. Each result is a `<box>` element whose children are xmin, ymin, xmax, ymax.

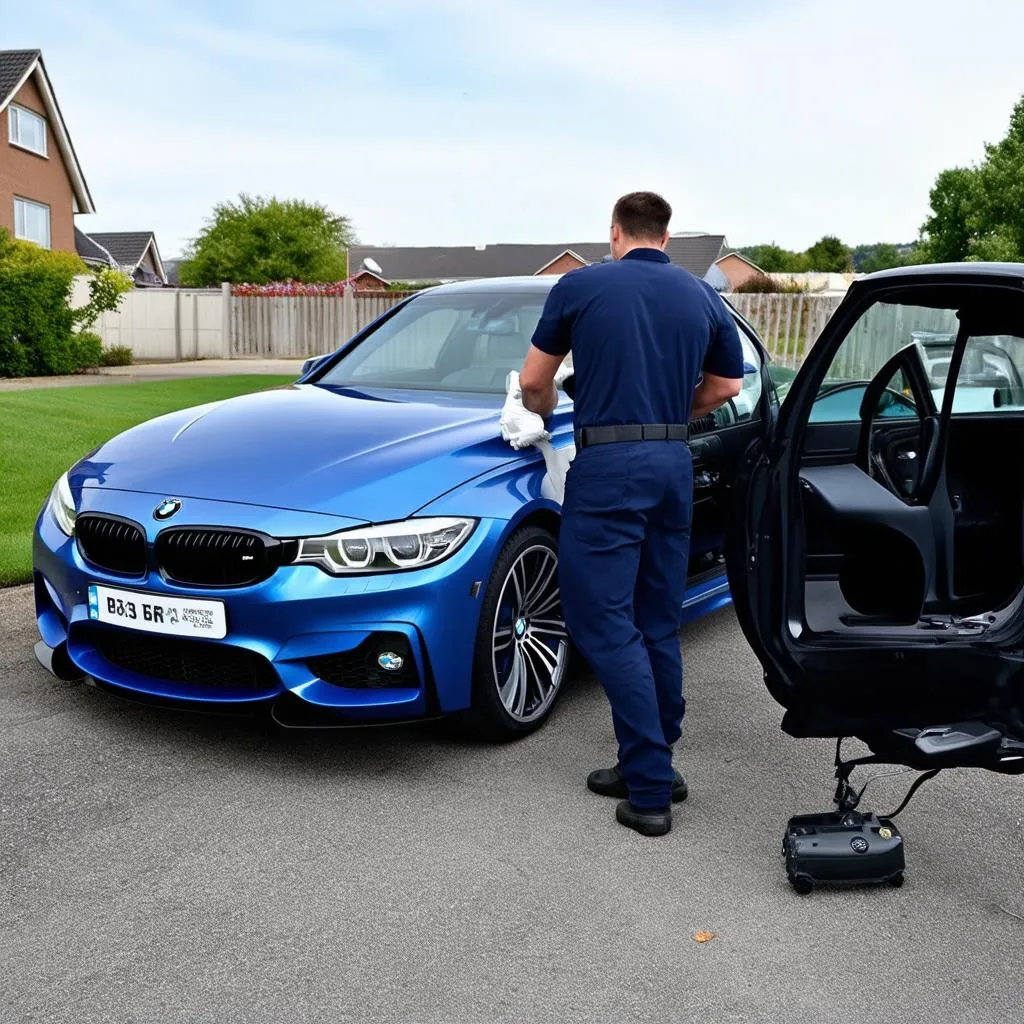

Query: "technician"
<box><xmin>519</xmin><ymin>191</ymin><xmax>745</xmax><ymax>837</ymax></box>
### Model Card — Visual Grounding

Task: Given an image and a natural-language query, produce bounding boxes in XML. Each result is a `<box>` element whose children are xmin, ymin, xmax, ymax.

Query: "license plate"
<box><xmin>87</xmin><ymin>584</ymin><xmax>227</xmax><ymax>639</ymax></box>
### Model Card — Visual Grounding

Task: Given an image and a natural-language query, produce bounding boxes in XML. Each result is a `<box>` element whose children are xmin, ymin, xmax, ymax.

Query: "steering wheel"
<box><xmin>855</xmin><ymin>346</ymin><xmax>940</xmax><ymax>505</ymax></box>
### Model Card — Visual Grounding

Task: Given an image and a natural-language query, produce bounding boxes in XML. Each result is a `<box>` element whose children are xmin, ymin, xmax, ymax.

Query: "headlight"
<box><xmin>46</xmin><ymin>472</ymin><xmax>77</xmax><ymax>536</ymax></box>
<box><xmin>292</xmin><ymin>517</ymin><xmax>476</xmax><ymax>575</ymax></box>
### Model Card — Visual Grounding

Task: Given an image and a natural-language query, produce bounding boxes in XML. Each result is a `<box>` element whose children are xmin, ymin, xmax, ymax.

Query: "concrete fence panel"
<box><xmin>73</xmin><ymin>278</ymin><xmax>226</xmax><ymax>360</ymax></box>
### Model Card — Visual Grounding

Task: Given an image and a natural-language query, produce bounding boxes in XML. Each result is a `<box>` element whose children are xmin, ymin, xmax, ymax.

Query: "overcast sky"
<box><xmin>11</xmin><ymin>0</ymin><xmax>1024</xmax><ymax>257</ymax></box>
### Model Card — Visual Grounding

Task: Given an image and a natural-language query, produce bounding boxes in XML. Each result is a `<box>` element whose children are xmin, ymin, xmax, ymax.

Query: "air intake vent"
<box><xmin>93</xmin><ymin>630</ymin><xmax>277</xmax><ymax>691</ymax></box>
<box><xmin>688</xmin><ymin>412</ymin><xmax>717</xmax><ymax>436</ymax></box>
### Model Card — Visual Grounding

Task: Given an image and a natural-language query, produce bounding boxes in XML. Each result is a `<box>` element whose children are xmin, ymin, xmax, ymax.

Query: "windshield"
<box><xmin>318</xmin><ymin>290</ymin><xmax>551</xmax><ymax>393</ymax></box>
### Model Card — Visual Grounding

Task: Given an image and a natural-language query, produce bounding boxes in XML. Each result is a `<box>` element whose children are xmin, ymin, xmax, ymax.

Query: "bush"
<box><xmin>0</xmin><ymin>257</ymin><xmax>79</xmax><ymax>376</ymax></box>
<box><xmin>735</xmin><ymin>273</ymin><xmax>805</xmax><ymax>294</ymax></box>
<box><xmin>70</xmin><ymin>332</ymin><xmax>103</xmax><ymax>370</ymax></box>
<box><xmin>100</xmin><ymin>344</ymin><xmax>133</xmax><ymax>367</ymax></box>
<box><xmin>72</xmin><ymin>268</ymin><xmax>133</xmax><ymax>332</ymax></box>
<box><xmin>0</xmin><ymin>229</ymin><xmax>131</xmax><ymax>377</ymax></box>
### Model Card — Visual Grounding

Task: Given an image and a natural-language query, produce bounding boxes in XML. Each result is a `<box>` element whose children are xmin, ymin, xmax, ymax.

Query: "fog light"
<box><xmin>308</xmin><ymin>633</ymin><xmax>418</xmax><ymax>688</ymax></box>
<box><xmin>377</xmin><ymin>652</ymin><xmax>404</xmax><ymax>672</ymax></box>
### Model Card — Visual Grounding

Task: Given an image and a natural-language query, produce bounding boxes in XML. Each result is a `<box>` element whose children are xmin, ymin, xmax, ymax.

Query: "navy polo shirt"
<box><xmin>530</xmin><ymin>248</ymin><xmax>745</xmax><ymax>429</ymax></box>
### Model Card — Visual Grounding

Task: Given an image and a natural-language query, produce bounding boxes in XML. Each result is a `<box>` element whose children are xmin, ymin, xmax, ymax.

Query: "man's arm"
<box><xmin>690</xmin><ymin>371</ymin><xmax>742</xmax><ymax>419</ymax></box>
<box><xmin>521</xmin><ymin>279</ymin><xmax>571</xmax><ymax>417</ymax></box>
<box><xmin>691</xmin><ymin>287</ymin><xmax>745</xmax><ymax>419</ymax></box>
<box><xmin>520</xmin><ymin>346</ymin><xmax>564</xmax><ymax>417</ymax></box>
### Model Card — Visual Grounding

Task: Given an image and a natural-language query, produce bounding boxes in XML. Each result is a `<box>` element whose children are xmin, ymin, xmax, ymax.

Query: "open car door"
<box><xmin>727</xmin><ymin>264</ymin><xmax>1024</xmax><ymax>775</ymax></box>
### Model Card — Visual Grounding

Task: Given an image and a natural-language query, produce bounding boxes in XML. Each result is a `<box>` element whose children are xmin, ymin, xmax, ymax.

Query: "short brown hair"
<box><xmin>612</xmin><ymin>191</ymin><xmax>672</xmax><ymax>240</ymax></box>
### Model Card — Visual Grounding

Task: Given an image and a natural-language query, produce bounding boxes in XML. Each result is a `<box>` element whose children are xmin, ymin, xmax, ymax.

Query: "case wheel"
<box><xmin>889</xmin><ymin>872</ymin><xmax>905</xmax><ymax>888</ymax></box>
<box><xmin>788</xmin><ymin>874</ymin><xmax>814</xmax><ymax>895</ymax></box>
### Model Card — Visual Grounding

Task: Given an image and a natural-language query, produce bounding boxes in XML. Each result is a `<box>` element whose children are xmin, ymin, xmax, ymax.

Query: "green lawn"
<box><xmin>0</xmin><ymin>376</ymin><xmax>294</xmax><ymax>586</ymax></box>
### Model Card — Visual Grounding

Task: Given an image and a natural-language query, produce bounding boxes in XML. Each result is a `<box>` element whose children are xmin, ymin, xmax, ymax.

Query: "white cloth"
<box><xmin>534</xmin><ymin>437</ymin><xmax>569</xmax><ymax>504</ymax></box>
<box><xmin>499</xmin><ymin>371</ymin><xmax>550</xmax><ymax>450</ymax></box>
<box><xmin>499</xmin><ymin>370</ymin><xmax>572</xmax><ymax>504</ymax></box>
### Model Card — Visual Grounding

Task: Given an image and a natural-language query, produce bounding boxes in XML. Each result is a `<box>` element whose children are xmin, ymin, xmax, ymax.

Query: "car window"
<box><xmin>806</xmin><ymin>297</ymin><xmax>1024</xmax><ymax>423</ymax></box>
<box><xmin>709</xmin><ymin>330</ymin><xmax>763</xmax><ymax>428</ymax></box>
<box><xmin>808</xmin><ymin>302</ymin><xmax>959</xmax><ymax>423</ymax></box>
<box><xmin>948</xmin><ymin>335</ymin><xmax>1024</xmax><ymax>413</ymax></box>
<box><xmin>319</xmin><ymin>291</ymin><xmax>548</xmax><ymax>393</ymax></box>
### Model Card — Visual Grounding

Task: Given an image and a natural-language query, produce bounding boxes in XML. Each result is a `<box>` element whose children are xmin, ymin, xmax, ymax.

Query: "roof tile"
<box><xmin>0</xmin><ymin>50</ymin><xmax>40</xmax><ymax>108</ymax></box>
<box><xmin>85</xmin><ymin>231</ymin><xmax>155</xmax><ymax>267</ymax></box>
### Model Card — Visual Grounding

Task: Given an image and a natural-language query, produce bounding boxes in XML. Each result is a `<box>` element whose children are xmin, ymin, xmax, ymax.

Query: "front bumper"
<box><xmin>33</xmin><ymin>493</ymin><xmax>506</xmax><ymax>723</ymax></box>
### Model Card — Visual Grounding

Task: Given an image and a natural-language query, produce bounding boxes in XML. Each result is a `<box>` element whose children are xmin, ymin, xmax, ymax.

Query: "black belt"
<box><xmin>574</xmin><ymin>423</ymin><xmax>690</xmax><ymax>448</ymax></box>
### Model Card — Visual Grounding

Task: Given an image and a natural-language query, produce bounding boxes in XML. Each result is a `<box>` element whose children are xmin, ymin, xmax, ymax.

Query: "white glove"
<box><xmin>500</xmin><ymin>371</ymin><xmax>550</xmax><ymax>450</ymax></box>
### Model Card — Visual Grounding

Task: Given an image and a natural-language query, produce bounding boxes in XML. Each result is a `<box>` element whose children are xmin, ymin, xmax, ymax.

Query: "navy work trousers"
<box><xmin>559</xmin><ymin>440</ymin><xmax>693</xmax><ymax>810</ymax></box>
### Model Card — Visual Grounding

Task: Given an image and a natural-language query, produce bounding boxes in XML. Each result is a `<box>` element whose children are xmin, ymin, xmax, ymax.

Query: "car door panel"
<box><xmin>726</xmin><ymin>270</ymin><xmax>1024</xmax><ymax>769</ymax></box>
<box><xmin>688</xmin><ymin>310</ymin><xmax>776</xmax><ymax>573</ymax></box>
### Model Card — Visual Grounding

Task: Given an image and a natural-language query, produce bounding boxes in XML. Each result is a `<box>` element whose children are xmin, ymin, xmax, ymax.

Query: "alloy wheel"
<box><xmin>491</xmin><ymin>544</ymin><xmax>568</xmax><ymax>723</ymax></box>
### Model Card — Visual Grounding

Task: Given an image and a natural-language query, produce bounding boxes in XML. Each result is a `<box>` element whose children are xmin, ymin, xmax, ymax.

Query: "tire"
<box><xmin>461</xmin><ymin>525</ymin><xmax>569</xmax><ymax>741</ymax></box>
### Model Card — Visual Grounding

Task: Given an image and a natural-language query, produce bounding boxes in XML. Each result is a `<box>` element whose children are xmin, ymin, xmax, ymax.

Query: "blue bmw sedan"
<box><xmin>32</xmin><ymin>276</ymin><xmax>775</xmax><ymax>738</ymax></box>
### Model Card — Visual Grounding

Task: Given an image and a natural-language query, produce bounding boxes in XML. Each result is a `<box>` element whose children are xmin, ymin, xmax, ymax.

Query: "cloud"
<box><xmin>11</xmin><ymin>0</ymin><xmax>1024</xmax><ymax>255</ymax></box>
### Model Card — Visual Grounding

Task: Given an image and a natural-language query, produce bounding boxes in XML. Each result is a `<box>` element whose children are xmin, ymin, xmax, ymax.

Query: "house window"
<box><xmin>8</xmin><ymin>104</ymin><xmax>47</xmax><ymax>156</ymax></box>
<box><xmin>14</xmin><ymin>197</ymin><xmax>51</xmax><ymax>248</ymax></box>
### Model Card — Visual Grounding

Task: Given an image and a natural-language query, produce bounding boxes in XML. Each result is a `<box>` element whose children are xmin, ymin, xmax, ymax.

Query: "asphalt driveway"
<box><xmin>2</xmin><ymin>583</ymin><xmax>1022</xmax><ymax>1024</ymax></box>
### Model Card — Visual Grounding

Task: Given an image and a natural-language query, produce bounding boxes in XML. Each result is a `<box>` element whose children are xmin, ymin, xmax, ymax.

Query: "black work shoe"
<box><xmin>615</xmin><ymin>800</ymin><xmax>672</xmax><ymax>837</ymax></box>
<box><xmin>587</xmin><ymin>764</ymin><xmax>689</xmax><ymax>803</ymax></box>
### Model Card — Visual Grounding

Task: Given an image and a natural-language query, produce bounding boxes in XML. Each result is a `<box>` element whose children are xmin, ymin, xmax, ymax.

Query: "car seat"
<box><xmin>441</xmin><ymin>330</ymin><xmax>529</xmax><ymax>389</ymax></box>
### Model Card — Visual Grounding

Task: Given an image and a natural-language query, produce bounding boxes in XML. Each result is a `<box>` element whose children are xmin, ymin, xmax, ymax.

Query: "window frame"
<box><xmin>8</xmin><ymin>104</ymin><xmax>48</xmax><ymax>158</ymax></box>
<box><xmin>13</xmin><ymin>196</ymin><xmax>52</xmax><ymax>249</ymax></box>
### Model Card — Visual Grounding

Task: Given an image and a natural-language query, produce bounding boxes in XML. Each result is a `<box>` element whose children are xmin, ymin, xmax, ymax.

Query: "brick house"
<box><xmin>712</xmin><ymin>251</ymin><xmax>766</xmax><ymax>291</ymax></box>
<box><xmin>348</xmin><ymin>234</ymin><xmax>729</xmax><ymax>286</ymax></box>
<box><xmin>0</xmin><ymin>49</ymin><xmax>95</xmax><ymax>252</ymax></box>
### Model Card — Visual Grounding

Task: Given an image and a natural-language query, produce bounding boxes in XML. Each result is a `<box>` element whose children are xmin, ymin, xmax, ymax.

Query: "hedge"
<box><xmin>0</xmin><ymin>230</ymin><xmax>132</xmax><ymax>378</ymax></box>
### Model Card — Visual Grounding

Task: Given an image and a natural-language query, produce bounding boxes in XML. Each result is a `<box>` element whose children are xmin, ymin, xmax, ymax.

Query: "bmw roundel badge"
<box><xmin>154</xmin><ymin>498</ymin><xmax>182</xmax><ymax>521</ymax></box>
<box><xmin>377</xmin><ymin>652</ymin><xmax>404</xmax><ymax>672</ymax></box>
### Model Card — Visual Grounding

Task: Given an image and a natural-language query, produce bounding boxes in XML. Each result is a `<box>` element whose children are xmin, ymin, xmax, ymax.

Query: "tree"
<box><xmin>917</xmin><ymin>94</ymin><xmax>1024</xmax><ymax>263</ymax></box>
<box><xmin>739</xmin><ymin>243</ymin><xmax>808</xmax><ymax>273</ymax></box>
<box><xmin>916</xmin><ymin>167</ymin><xmax>977</xmax><ymax>263</ymax></box>
<box><xmin>856</xmin><ymin>242</ymin><xmax>909</xmax><ymax>274</ymax></box>
<box><xmin>178</xmin><ymin>193</ymin><xmax>357</xmax><ymax>286</ymax></box>
<box><xmin>804</xmin><ymin>235</ymin><xmax>852</xmax><ymax>272</ymax></box>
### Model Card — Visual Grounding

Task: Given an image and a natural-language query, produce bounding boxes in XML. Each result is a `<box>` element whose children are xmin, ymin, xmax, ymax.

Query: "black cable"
<box><xmin>881</xmin><ymin>768</ymin><xmax>942</xmax><ymax>820</ymax></box>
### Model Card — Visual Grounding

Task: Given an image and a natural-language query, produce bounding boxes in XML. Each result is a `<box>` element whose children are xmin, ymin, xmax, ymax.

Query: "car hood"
<box><xmin>73</xmin><ymin>384</ymin><xmax>527</xmax><ymax>521</ymax></box>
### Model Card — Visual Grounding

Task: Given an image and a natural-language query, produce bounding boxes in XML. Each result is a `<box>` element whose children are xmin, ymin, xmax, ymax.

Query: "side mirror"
<box><xmin>560</xmin><ymin>373</ymin><xmax>575</xmax><ymax>399</ymax></box>
<box><xmin>300</xmin><ymin>354</ymin><xmax>330</xmax><ymax>378</ymax></box>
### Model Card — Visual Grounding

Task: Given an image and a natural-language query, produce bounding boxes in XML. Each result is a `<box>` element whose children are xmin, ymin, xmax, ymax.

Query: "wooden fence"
<box><xmin>229</xmin><ymin>290</ymin><xmax>415</xmax><ymax>358</ymax></box>
<box><xmin>727</xmin><ymin>293</ymin><xmax>963</xmax><ymax>380</ymax></box>
<box><xmin>227</xmin><ymin>289</ymin><xmax>850</xmax><ymax>366</ymax></box>
<box><xmin>725</xmin><ymin>293</ymin><xmax>843</xmax><ymax>369</ymax></box>
<box><xmin>91</xmin><ymin>284</ymin><xmax>940</xmax><ymax>377</ymax></box>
